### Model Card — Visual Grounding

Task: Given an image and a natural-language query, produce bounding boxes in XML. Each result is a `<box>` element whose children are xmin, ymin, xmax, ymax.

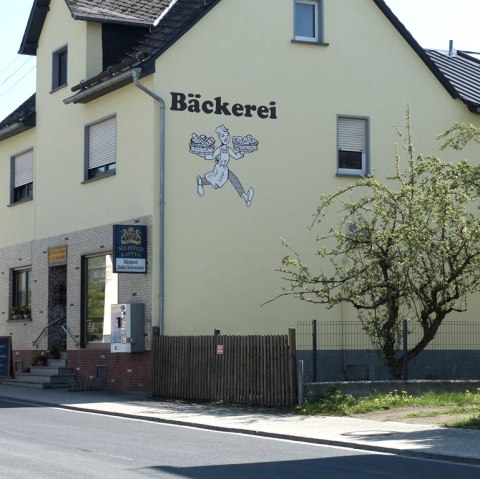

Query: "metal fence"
<box><xmin>297</xmin><ymin>320</ymin><xmax>480</xmax><ymax>382</ymax></box>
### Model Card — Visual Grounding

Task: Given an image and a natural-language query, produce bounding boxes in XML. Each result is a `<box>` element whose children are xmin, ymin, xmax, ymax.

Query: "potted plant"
<box><xmin>9</xmin><ymin>307</ymin><xmax>20</xmax><ymax>320</ymax></box>
<box><xmin>20</xmin><ymin>304</ymin><xmax>31</xmax><ymax>320</ymax></box>
<box><xmin>32</xmin><ymin>352</ymin><xmax>47</xmax><ymax>367</ymax></box>
<box><xmin>48</xmin><ymin>344</ymin><xmax>60</xmax><ymax>359</ymax></box>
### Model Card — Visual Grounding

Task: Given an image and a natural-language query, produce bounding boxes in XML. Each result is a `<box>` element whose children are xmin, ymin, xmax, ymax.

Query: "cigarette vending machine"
<box><xmin>110</xmin><ymin>303</ymin><xmax>145</xmax><ymax>353</ymax></box>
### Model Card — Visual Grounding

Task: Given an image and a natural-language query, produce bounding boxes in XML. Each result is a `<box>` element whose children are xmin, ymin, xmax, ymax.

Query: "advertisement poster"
<box><xmin>113</xmin><ymin>225</ymin><xmax>147</xmax><ymax>274</ymax></box>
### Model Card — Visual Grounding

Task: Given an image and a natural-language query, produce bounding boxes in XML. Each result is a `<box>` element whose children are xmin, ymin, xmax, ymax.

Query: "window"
<box><xmin>82</xmin><ymin>254</ymin><xmax>118</xmax><ymax>345</ymax></box>
<box><xmin>52</xmin><ymin>45</ymin><xmax>68</xmax><ymax>90</ymax></box>
<box><xmin>294</xmin><ymin>0</ymin><xmax>322</xmax><ymax>43</ymax></box>
<box><xmin>11</xmin><ymin>149</ymin><xmax>34</xmax><ymax>204</ymax></box>
<box><xmin>337</xmin><ymin>116</ymin><xmax>369</xmax><ymax>176</ymax></box>
<box><xmin>11</xmin><ymin>268</ymin><xmax>32</xmax><ymax>318</ymax></box>
<box><xmin>85</xmin><ymin>115</ymin><xmax>117</xmax><ymax>180</ymax></box>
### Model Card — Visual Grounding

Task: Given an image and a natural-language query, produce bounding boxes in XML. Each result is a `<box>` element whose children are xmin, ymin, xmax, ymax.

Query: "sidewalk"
<box><xmin>0</xmin><ymin>383</ymin><xmax>479</xmax><ymax>466</ymax></box>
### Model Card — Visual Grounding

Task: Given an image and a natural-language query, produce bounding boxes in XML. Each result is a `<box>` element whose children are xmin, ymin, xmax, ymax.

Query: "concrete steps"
<box><xmin>2</xmin><ymin>356</ymin><xmax>74</xmax><ymax>390</ymax></box>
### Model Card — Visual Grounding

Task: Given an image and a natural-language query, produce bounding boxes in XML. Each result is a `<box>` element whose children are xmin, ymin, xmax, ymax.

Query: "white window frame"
<box><xmin>294</xmin><ymin>0</ymin><xmax>320</xmax><ymax>43</ymax></box>
<box><xmin>337</xmin><ymin>116</ymin><xmax>369</xmax><ymax>176</ymax></box>
<box><xmin>10</xmin><ymin>148</ymin><xmax>34</xmax><ymax>204</ymax></box>
<box><xmin>84</xmin><ymin>114</ymin><xmax>117</xmax><ymax>181</ymax></box>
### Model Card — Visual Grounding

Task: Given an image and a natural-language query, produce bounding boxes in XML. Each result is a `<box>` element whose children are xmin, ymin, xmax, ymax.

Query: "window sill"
<box><xmin>291</xmin><ymin>39</ymin><xmax>329</xmax><ymax>46</ymax></box>
<box><xmin>8</xmin><ymin>318</ymin><xmax>32</xmax><ymax>322</ymax></box>
<box><xmin>50</xmin><ymin>83</ymin><xmax>68</xmax><ymax>94</ymax></box>
<box><xmin>8</xmin><ymin>196</ymin><xmax>33</xmax><ymax>207</ymax></box>
<box><xmin>336</xmin><ymin>172</ymin><xmax>370</xmax><ymax>178</ymax></box>
<box><xmin>82</xmin><ymin>170</ymin><xmax>116</xmax><ymax>184</ymax></box>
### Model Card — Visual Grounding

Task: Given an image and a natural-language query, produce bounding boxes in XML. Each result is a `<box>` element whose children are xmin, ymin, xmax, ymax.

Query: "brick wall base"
<box><xmin>68</xmin><ymin>349</ymin><xmax>152</xmax><ymax>392</ymax></box>
<box><xmin>13</xmin><ymin>349</ymin><xmax>152</xmax><ymax>393</ymax></box>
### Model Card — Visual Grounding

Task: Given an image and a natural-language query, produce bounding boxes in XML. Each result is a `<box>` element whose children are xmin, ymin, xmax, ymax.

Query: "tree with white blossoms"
<box><xmin>272</xmin><ymin>118</ymin><xmax>480</xmax><ymax>379</ymax></box>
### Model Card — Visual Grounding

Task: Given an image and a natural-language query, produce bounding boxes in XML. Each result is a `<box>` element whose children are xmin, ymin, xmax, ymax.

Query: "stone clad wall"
<box><xmin>0</xmin><ymin>215</ymin><xmax>153</xmax><ymax>391</ymax></box>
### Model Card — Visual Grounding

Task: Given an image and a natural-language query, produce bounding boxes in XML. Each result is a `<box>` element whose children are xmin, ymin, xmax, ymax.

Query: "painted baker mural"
<box><xmin>190</xmin><ymin>125</ymin><xmax>259</xmax><ymax>207</ymax></box>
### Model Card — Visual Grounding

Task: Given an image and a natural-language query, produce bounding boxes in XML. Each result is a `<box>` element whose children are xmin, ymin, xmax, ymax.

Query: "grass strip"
<box><xmin>297</xmin><ymin>386</ymin><xmax>480</xmax><ymax>416</ymax></box>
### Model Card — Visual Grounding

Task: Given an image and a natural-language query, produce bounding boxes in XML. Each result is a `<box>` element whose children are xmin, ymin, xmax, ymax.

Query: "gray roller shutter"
<box><xmin>14</xmin><ymin>149</ymin><xmax>34</xmax><ymax>187</ymax></box>
<box><xmin>338</xmin><ymin>117</ymin><xmax>366</xmax><ymax>152</ymax></box>
<box><xmin>88</xmin><ymin>116</ymin><xmax>116</xmax><ymax>169</ymax></box>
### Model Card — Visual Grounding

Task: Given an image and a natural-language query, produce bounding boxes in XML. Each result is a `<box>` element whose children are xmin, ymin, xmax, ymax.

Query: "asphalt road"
<box><xmin>0</xmin><ymin>398</ymin><xmax>479</xmax><ymax>478</ymax></box>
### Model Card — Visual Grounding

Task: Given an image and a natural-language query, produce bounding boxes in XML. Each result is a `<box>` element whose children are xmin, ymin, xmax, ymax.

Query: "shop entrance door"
<box><xmin>48</xmin><ymin>265</ymin><xmax>67</xmax><ymax>350</ymax></box>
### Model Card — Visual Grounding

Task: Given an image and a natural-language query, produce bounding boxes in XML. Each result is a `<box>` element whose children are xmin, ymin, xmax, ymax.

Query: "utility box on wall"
<box><xmin>111</xmin><ymin>303</ymin><xmax>145</xmax><ymax>353</ymax></box>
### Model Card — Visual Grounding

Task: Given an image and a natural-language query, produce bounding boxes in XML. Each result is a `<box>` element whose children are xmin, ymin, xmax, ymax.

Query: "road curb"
<box><xmin>3</xmin><ymin>395</ymin><xmax>479</xmax><ymax>467</ymax></box>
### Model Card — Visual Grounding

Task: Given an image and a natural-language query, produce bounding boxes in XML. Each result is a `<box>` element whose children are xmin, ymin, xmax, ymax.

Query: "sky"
<box><xmin>0</xmin><ymin>0</ymin><xmax>479</xmax><ymax>120</ymax></box>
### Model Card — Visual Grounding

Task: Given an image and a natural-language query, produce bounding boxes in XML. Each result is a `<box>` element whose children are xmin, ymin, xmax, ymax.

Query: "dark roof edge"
<box><xmin>142</xmin><ymin>0</ymin><xmax>222</xmax><ymax>68</ymax></box>
<box><xmin>19</xmin><ymin>0</ymin><xmax>51</xmax><ymax>55</ymax></box>
<box><xmin>0</xmin><ymin>94</ymin><xmax>36</xmax><ymax>141</ymax></box>
<box><xmin>68</xmin><ymin>0</ymin><xmax>222</xmax><ymax>101</ymax></box>
<box><xmin>0</xmin><ymin>93</ymin><xmax>36</xmax><ymax>131</ymax></box>
<box><xmin>456</xmin><ymin>50</ymin><xmax>480</xmax><ymax>66</ymax></box>
<box><xmin>372</xmin><ymin>0</ymin><xmax>459</xmax><ymax>100</ymax></box>
<box><xmin>20</xmin><ymin>0</ymin><xmax>153</xmax><ymax>56</ymax></box>
<box><xmin>0</xmin><ymin>122</ymin><xmax>35</xmax><ymax>142</ymax></box>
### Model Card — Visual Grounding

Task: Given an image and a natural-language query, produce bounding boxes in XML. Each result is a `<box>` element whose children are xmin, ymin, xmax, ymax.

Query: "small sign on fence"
<box><xmin>216</xmin><ymin>344</ymin><xmax>224</xmax><ymax>355</ymax></box>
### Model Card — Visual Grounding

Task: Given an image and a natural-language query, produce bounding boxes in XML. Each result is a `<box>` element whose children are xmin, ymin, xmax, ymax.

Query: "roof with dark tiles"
<box><xmin>5</xmin><ymin>0</ymin><xmax>480</xmax><ymax>134</ymax></box>
<box><xmin>65</xmin><ymin>0</ymin><xmax>171</xmax><ymax>25</ymax></box>
<box><xmin>425</xmin><ymin>49</ymin><xmax>480</xmax><ymax>111</ymax></box>
<box><xmin>0</xmin><ymin>94</ymin><xmax>36</xmax><ymax>140</ymax></box>
<box><xmin>19</xmin><ymin>0</ymin><xmax>169</xmax><ymax>56</ymax></box>
<box><xmin>68</xmin><ymin>0</ymin><xmax>221</xmax><ymax>95</ymax></box>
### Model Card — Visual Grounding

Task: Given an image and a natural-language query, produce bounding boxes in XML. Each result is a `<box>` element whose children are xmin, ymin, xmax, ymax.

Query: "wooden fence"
<box><xmin>151</xmin><ymin>329</ymin><xmax>297</xmax><ymax>408</ymax></box>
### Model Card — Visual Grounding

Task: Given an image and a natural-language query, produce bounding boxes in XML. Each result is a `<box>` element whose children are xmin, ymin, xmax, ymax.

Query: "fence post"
<box><xmin>312</xmin><ymin>319</ymin><xmax>317</xmax><ymax>383</ymax></box>
<box><xmin>297</xmin><ymin>360</ymin><xmax>304</xmax><ymax>406</ymax></box>
<box><xmin>213</xmin><ymin>329</ymin><xmax>221</xmax><ymax>401</ymax></box>
<box><xmin>288</xmin><ymin>328</ymin><xmax>297</xmax><ymax>407</ymax></box>
<box><xmin>403</xmin><ymin>319</ymin><xmax>408</xmax><ymax>381</ymax></box>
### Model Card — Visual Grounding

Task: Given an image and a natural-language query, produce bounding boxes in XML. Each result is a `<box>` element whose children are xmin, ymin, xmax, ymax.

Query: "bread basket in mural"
<box><xmin>189</xmin><ymin>134</ymin><xmax>216</xmax><ymax>156</ymax></box>
<box><xmin>232</xmin><ymin>134</ymin><xmax>259</xmax><ymax>153</ymax></box>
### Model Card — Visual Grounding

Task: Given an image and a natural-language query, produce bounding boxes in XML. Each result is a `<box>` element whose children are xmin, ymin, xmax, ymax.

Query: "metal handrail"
<box><xmin>62</xmin><ymin>324</ymin><xmax>80</xmax><ymax>348</ymax></box>
<box><xmin>32</xmin><ymin>317</ymin><xmax>65</xmax><ymax>347</ymax></box>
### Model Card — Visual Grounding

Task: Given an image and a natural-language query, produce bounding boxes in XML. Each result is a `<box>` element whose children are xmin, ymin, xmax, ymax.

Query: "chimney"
<box><xmin>448</xmin><ymin>40</ymin><xmax>454</xmax><ymax>57</ymax></box>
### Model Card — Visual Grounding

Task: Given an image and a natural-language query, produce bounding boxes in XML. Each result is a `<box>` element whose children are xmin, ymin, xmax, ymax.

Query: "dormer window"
<box><xmin>52</xmin><ymin>45</ymin><xmax>68</xmax><ymax>91</ymax></box>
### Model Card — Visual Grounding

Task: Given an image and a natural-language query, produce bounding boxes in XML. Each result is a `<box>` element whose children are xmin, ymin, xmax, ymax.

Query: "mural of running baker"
<box><xmin>190</xmin><ymin>124</ymin><xmax>258</xmax><ymax>207</ymax></box>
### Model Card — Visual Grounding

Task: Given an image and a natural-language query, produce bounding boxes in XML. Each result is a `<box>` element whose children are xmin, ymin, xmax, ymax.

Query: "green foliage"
<box><xmin>272</xmin><ymin>115</ymin><xmax>480</xmax><ymax>378</ymax></box>
<box><xmin>446</xmin><ymin>415</ymin><xmax>480</xmax><ymax>429</ymax></box>
<box><xmin>32</xmin><ymin>353</ymin><xmax>46</xmax><ymax>366</ymax></box>
<box><xmin>438</xmin><ymin>122</ymin><xmax>480</xmax><ymax>151</ymax></box>
<box><xmin>297</xmin><ymin>386</ymin><xmax>356</xmax><ymax>415</ymax></box>
<box><xmin>298</xmin><ymin>388</ymin><xmax>480</xmax><ymax>417</ymax></box>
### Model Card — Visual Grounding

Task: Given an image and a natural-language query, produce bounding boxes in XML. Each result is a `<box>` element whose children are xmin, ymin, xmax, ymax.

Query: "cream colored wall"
<box><xmin>1</xmin><ymin>0</ymin><xmax>479</xmax><ymax>338</ymax></box>
<box><xmin>0</xmin><ymin>0</ymin><xmax>156</xmax><ymax>245</ymax></box>
<box><xmin>150</xmin><ymin>0</ymin><xmax>480</xmax><ymax>335</ymax></box>
<box><xmin>0</xmin><ymin>129</ymin><xmax>36</xmax><ymax>244</ymax></box>
<box><xmin>31</xmin><ymin>0</ymin><xmax>156</xmax><ymax>239</ymax></box>
<box><xmin>85</xmin><ymin>22</ymin><xmax>103</xmax><ymax>78</ymax></box>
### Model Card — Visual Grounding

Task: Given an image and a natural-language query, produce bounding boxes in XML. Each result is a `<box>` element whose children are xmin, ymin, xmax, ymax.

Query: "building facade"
<box><xmin>0</xmin><ymin>0</ymin><xmax>480</xmax><ymax>389</ymax></box>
